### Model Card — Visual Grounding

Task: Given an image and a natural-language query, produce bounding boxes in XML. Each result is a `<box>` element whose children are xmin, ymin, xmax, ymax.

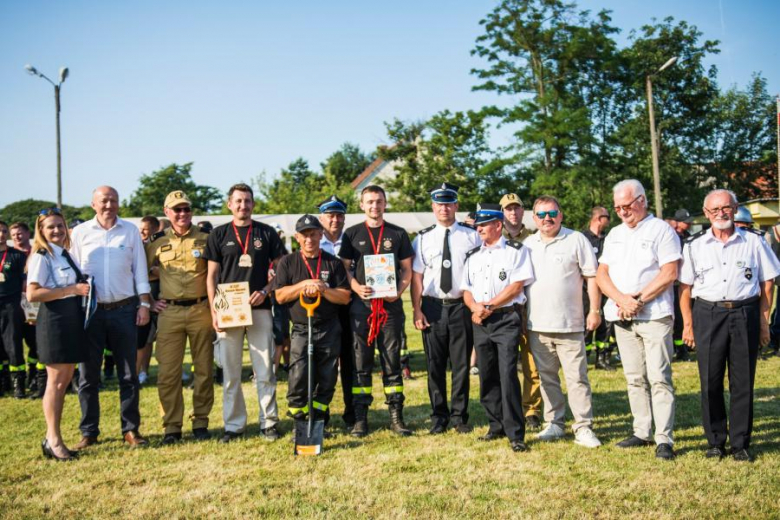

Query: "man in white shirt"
<box><xmin>412</xmin><ymin>183</ymin><xmax>480</xmax><ymax>434</ymax></box>
<box><xmin>679</xmin><ymin>189</ymin><xmax>780</xmax><ymax>462</ymax></box>
<box><xmin>524</xmin><ymin>196</ymin><xmax>602</xmax><ymax>448</ymax></box>
<box><xmin>70</xmin><ymin>186</ymin><xmax>152</xmax><ymax>449</ymax></box>
<box><xmin>596</xmin><ymin>179</ymin><xmax>681</xmax><ymax>460</ymax></box>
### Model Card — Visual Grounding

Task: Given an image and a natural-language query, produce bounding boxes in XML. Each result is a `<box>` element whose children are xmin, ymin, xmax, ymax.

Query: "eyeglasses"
<box><xmin>535</xmin><ymin>210</ymin><xmax>560</xmax><ymax>219</ymax></box>
<box><xmin>171</xmin><ymin>206</ymin><xmax>192</xmax><ymax>214</ymax></box>
<box><xmin>613</xmin><ymin>195</ymin><xmax>643</xmax><ymax>213</ymax></box>
<box><xmin>39</xmin><ymin>207</ymin><xmax>63</xmax><ymax>216</ymax></box>
<box><xmin>704</xmin><ymin>205</ymin><xmax>735</xmax><ymax>215</ymax></box>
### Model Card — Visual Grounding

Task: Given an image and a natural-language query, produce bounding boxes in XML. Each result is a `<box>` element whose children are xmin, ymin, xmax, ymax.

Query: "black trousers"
<box><xmin>337</xmin><ymin>305</ymin><xmax>354</xmax><ymax>423</ymax></box>
<box><xmin>350</xmin><ymin>298</ymin><xmax>404</xmax><ymax>406</ymax></box>
<box><xmin>287</xmin><ymin>319</ymin><xmax>341</xmax><ymax>415</ymax></box>
<box><xmin>421</xmin><ymin>297</ymin><xmax>472</xmax><ymax>427</ymax></box>
<box><xmin>693</xmin><ymin>299</ymin><xmax>760</xmax><ymax>450</ymax></box>
<box><xmin>474</xmin><ymin>309</ymin><xmax>525</xmax><ymax>442</ymax></box>
<box><xmin>79</xmin><ymin>303</ymin><xmax>140</xmax><ymax>436</ymax></box>
<box><xmin>22</xmin><ymin>322</ymin><xmax>38</xmax><ymax>365</ymax></box>
<box><xmin>0</xmin><ymin>299</ymin><xmax>24</xmax><ymax>368</ymax></box>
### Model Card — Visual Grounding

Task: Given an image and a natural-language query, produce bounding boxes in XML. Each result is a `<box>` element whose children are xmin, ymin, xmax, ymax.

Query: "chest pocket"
<box><xmin>54</xmin><ymin>266</ymin><xmax>74</xmax><ymax>287</ymax></box>
<box><xmin>185</xmin><ymin>247</ymin><xmax>206</xmax><ymax>272</ymax></box>
<box><xmin>734</xmin><ymin>260</ymin><xmax>757</xmax><ymax>286</ymax></box>
<box><xmin>159</xmin><ymin>250</ymin><xmax>178</xmax><ymax>266</ymax></box>
<box><xmin>693</xmin><ymin>260</ymin><xmax>714</xmax><ymax>285</ymax></box>
<box><xmin>425</xmin><ymin>251</ymin><xmax>442</xmax><ymax>268</ymax></box>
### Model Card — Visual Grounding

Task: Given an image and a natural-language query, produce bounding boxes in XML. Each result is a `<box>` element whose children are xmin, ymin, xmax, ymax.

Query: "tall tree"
<box><xmin>321</xmin><ymin>142</ymin><xmax>375</xmax><ymax>187</ymax></box>
<box><xmin>122</xmin><ymin>163</ymin><xmax>223</xmax><ymax>217</ymax></box>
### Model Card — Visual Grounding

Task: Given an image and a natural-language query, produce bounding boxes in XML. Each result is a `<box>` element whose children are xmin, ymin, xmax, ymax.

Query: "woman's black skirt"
<box><xmin>36</xmin><ymin>297</ymin><xmax>88</xmax><ymax>365</ymax></box>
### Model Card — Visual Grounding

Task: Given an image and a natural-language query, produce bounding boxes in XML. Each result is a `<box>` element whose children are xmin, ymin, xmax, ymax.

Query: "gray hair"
<box><xmin>613</xmin><ymin>179</ymin><xmax>647</xmax><ymax>208</ymax></box>
<box><xmin>703</xmin><ymin>189</ymin><xmax>738</xmax><ymax>209</ymax></box>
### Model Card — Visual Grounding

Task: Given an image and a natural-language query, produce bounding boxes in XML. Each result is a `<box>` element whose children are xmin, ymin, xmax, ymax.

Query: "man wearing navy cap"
<box><xmin>462</xmin><ymin>204</ymin><xmax>535</xmax><ymax>452</ymax></box>
<box><xmin>412</xmin><ymin>183</ymin><xmax>480</xmax><ymax>434</ymax></box>
<box><xmin>317</xmin><ymin>195</ymin><xmax>356</xmax><ymax>427</ymax></box>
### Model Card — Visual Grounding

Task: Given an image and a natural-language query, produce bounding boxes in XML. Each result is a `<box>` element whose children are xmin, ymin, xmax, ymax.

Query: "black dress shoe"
<box><xmin>524</xmin><ymin>416</ymin><xmax>542</xmax><ymax>430</ymax></box>
<box><xmin>705</xmin><ymin>446</ymin><xmax>726</xmax><ymax>459</ymax></box>
<box><xmin>479</xmin><ymin>431</ymin><xmax>506</xmax><ymax>442</ymax></box>
<box><xmin>42</xmin><ymin>439</ymin><xmax>76</xmax><ymax>461</ymax></box>
<box><xmin>261</xmin><ymin>425</ymin><xmax>280</xmax><ymax>441</ymax></box>
<box><xmin>219</xmin><ymin>431</ymin><xmax>243</xmax><ymax>444</ymax></box>
<box><xmin>161</xmin><ymin>433</ymin><xmax>182</xmax><ymax>445</ymax></box>
<box><xmin>655</xmin><ymin>443</ymin><xmax>676</xmax><ymax>460</ymax></box>
<box><xmin>731</xmin><ymin>448</ymin><xmax>754</xmax><ymax>462</ymax></box>
<box><xmin>429</xmin><ymin>423</ymin><xmax>447</xmax><ymax>435</ymax></box>
<box><xmin>192</xmin><ymin>428</ymin><xmax>211</xmax><ymax>441</ymax></box>
<box><xmin>454</xmin><ymin>424</ymin><xmax>473</xmax><ymax>434</ymax></box>
<box><xmin>616</xmin><ymin>435</ymin><xmax>654</xmax><ymax>448</ymax></box>
<box><xmin>510</xmin><ymin>440</ymin><xmax>529</xmax><ymax>452</ymax></box>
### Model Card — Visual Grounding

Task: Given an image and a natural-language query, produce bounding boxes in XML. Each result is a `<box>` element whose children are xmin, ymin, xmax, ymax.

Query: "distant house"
<box><xmin>350</xmin><ymin>157</ymin><xmax>402</xmax><ymax>203</ymax></box>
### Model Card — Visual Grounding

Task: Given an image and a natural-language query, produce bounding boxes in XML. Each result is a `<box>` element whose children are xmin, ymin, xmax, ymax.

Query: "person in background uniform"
<box><xmin>462</xmin><ymin>203</ymin><xmax>535</xmax><ymax>453</ymax></box>
<box><xmin>197</xmin><ymin>221</ymin><xmax>214</xmax><ymax>234</ymax></box>
<box><xmin>146</xmin><ymin>191</ymin><xmax>214</xmax><ymax>444</ymax></box>
<box><xmin>671</xmin><ymin>209</ymin><xmax>694</xmax><ymax>362</ymax></box>
<box><xmin>273</xmin><ymin>215</ymin><xmax>350</xmax><ymax>437</ymax></box>
<box><xmin>270</xmin><ymin>224</ymin><xmax>291</xmax><ymax>375</ymax></box>
<box><xmin>10</xmin><ymin>222</ymin><xmax>45</xmax><ymax>396</ymax></box>
<box><xmin>499</xmin><ymin>193</ymin><xmax>542</xmax><ymax>431</ymax></box>
<box><xmin>412</xmin><ymin>183</ymin><xmax>480</xmax><ymax>435</ymax></box>
<box><xmin>733</xmin><ymin>206</ymin><xmax>756</xmax><ymax>230</ymax></box>
<box><xmin>70</xmin><ymin>186</ymin><xmax>152</xmax><ymax>450</ymax></box>
<box><xmin>679</xmin><ymin>189</ymin><xmax>780</xmax><ymax>462</ymax></box>
<box><xmin>581</xmin><ymin>207</ymin><xmax>615</xmax><ymax>371</ymax></box>
<box><xmin>137</xmin><ymin>215</ymin><xmax>161</xmax><ymax>385</ymax></box>
<box><xmin>26</xmin><ymin>208</ymin><xmax>90</xmax><ymax>460</ymax></box>
<box><xmin>318</xmin><ymin>195</ymin><xmax>355</xmax><ymax>428</ymax></box>
<box><xmin>0</xmin><ymin>221</ymin><xmax>28</xmax><ymax>399</ymax></box>
<box><xmin>525</xmin><ymin>196</ymin><xmax>602</xmax><ymax>448</ymax></box>
<box><xmin>596</xmin><ymin>179</ymin><xmax>680</xmax><ymax>461</ymax></box>
<box><xmin>762</xmin><ymin>214</ymin><xmax>780</xmax><ymax>357</ymax></box>
<box><xmin>339</xmin><ymin>185</ymin><xmax>415</xmax><ymax>438</ymax></box>
<box><xmin>204</xmin><ymin>183</ymin><xmax>286</xmax><ymax>443</ymax></box>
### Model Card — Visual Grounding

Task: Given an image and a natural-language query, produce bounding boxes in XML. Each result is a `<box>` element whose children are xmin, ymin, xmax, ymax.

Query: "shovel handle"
<box><xmin>299</xmin><ymin>292</ymin><xmax>321</xmax><ymax>317</ymax></box>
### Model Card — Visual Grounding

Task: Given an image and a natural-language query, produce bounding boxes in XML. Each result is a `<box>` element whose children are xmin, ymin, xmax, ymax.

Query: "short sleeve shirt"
<box><xmin>146</xmin><ymin>226</ymin><xmax>210</xmax><ymax>300</ymax></box>
<box><xmin>461</xmin><ymin>237</ymin><xmax>535</xmax><ymax>306</ymax></box>
<box><xmin>679</xmin><ymin>227</ymin><xmax>780</xmax><ymax>301</ymax></box>
<box><xmin>581</xmin><ymin>229</ymin><xmax>605</xmax><ymax>260</ymax></box>
<box><xmin>27</xmin><ymin>244</ymin><xmax>78</xmax><ymax>298</ymax></box>
<box><xmin>412</xmin><ymin>222</ymin><xmax>481</xmax><ymax>298</ymax></box>
<box><xmin>600</xmin><ymin>214</ymin><xmax>681</xmax><ymax>321</ymax></box>
<box><xmin>525</xmin><ymin>228</ymin><xmax>598</xmax><ymax>332</ymax></box>
<box><xmin>203</xmin><ymin>220</ymin><xmax>287</xmax><ymax>309</ymax></box>
<box><xmin>273</xmin><ymin>250</ymin><xmax>349</xmax><ymax>324</ymax></box>
<box><xmin>0</xmin><ymin>247</ymin><xmax>27</xmax><ymax>301</ymax></box>
<box><xmin>338</xmin><ymin>220</ymin><xmax>415</xmax><ymax>286</ymax></box>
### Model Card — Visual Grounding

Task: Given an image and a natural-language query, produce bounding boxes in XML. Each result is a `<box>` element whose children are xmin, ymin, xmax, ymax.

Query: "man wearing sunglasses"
<box><xmin>596</xmin><ymin>179</ymin><xmax>681</xmax><ymax>460</ymax></box>
<box><xmin>581</xmin><ymin>207</ymin><xmax>614</xmax><ymax>371</ymax></box>
<box><xmin>70</xmin><ymin>186</ymin><xmax>152</xmax><ymax>449</ymax></box>
<box><xmin>524</xmin><ymin>197</ymin><xmax>602</xmax><ymax>448</ymax></box>
<box><xmin>679</xmin><ymin>189</ymin><xmax>780</xmax><ymax>462</ymax></box>
<box><xmin>145</xmin><ymin>191</ymin><xmax>214</xmax><ymax>444</ymax></box>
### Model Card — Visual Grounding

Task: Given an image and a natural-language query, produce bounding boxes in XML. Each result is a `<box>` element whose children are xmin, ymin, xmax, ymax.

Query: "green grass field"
<box><xmin>2</xmin><ymin>299</ymin><xmax>779</xmax><ymax>519</ymax></box>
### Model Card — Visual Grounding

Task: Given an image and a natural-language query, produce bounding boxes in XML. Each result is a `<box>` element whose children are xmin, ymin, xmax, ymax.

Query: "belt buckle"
<box><xmin>723</xmin><ymin>301</ymin><xmax>734</xmax><ymax>309</ymax></box>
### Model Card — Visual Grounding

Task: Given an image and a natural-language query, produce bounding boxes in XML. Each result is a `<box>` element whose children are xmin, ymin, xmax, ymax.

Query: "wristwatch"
<box><xmin>139</xmin><ymin>302</ymin><xmax>151</xmax><ymax>309</ymax></box>
<box><xmin>259</xmin><ymin>289</ymin><xmax>268</xmax><ymax>297</ymax></box>
<box><xmin>484</xmin><ymin>304</ymin><xmax>493</xmax><ymax>311</ymax></box>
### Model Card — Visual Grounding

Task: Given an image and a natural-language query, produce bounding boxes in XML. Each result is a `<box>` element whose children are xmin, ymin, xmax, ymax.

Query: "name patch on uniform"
<box><xmin>383</xmin><ymin>239</ymin><xmax>393</xmax><ymax>250</ymax></box>
<box><xmin>160</xmin><ymin>244</ymin><xmax>173</xmax><ymax>252</ymax></box>
<box><xmin>321</xmin><ymin>270</ymin><xmax>330</xmax><ymax>282</ymax></box>
<box><xmin>499</xmin><ymin>269</ymin><xmax>507</xmax><ymax>281</ymax></box>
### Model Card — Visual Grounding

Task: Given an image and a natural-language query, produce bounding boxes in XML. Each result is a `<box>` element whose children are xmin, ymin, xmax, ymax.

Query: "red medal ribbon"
<box><xmin>0</xmin><ymin>249</ymin><xmax>7</xmax><ymax>277</ymax></box>
<box><xmin>364</xmin><ymin>222</ymin><xmax>388</xmax><ymax>346</ymax></box>
<box><xmin>301</xmin><ymin>250</ymin><xmax>322</xmax><ymax>280</ymax></box>
<box><xmin>232</xmin><ymin>220</ymin><xmax>252</xmax><ymax>256</ymax></box>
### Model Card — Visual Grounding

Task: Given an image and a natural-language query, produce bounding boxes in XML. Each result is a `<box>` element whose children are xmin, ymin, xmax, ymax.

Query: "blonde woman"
<box><xmin>27</xmin><ymin>208</ymin><xmax>89</xmax><ymax>461</ymax></box>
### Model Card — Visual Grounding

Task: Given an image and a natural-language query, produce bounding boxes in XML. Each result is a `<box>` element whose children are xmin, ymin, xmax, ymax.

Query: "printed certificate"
<box><xmin>20</xmin><ymin>294</ymin><xmax>39</xmax><ymax>322</ymax></box>
<box><xmin>364</xmin><ymin>254</ymin><xmax>397</xmax><ymax>299</ymax></box>
<box><xmin>214</xmin><ymin>282</ymin><xmax>253</xmax><ymax>328</ymax></box>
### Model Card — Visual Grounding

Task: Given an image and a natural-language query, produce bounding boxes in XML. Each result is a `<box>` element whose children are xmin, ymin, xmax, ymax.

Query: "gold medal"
<box><xmin>239</xmin><ymin>254</ymin><xmax>253</xmax><ymax>268</ymax></box>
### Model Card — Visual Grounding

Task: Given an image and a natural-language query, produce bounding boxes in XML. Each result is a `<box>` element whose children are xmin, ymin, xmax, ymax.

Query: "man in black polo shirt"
<box><xmin>0</xmin><ymin>221</ymin><xmax>28</xmax><ymax>399</ymax></box>
<box><xmin>339</xmin><ymin>185</ymin><xmax>415</xmax><ymax>437</ymax></box>
<box><xmin>205</xmin><ymin>183</ymin><xmax>287</xmax><ymax>443</ymax></box>
<box><xmin>581</xmin><ymin>206</ymin><xmax>614</xmax><ymax>370</ymax></box>
<box><xmin>274</xmin><ymin>215</ymin><xmax>350</xmax><ymax>431</ymax></box>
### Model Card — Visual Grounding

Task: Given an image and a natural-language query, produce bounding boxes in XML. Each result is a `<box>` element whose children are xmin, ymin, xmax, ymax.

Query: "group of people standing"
<box><xmin>1</xmin><ymin>177</ymin><xmax>777</xmax><ymax>463</ymax></box>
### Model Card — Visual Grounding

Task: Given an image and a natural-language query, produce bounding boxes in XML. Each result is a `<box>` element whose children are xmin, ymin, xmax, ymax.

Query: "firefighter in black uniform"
<box><xmin>581</xmin><ymin>206</ymin><xmax>615</xmax><ymax>370</ymax></box>
<box><xmin>0</xmin><ymin>221</ymin><xmax>28</xmax><ymax>399</ymax></box>
<box><xmin>274</xmin><ymin>215</ymin><xmax>351</xmax><ymax>429</ymax></box>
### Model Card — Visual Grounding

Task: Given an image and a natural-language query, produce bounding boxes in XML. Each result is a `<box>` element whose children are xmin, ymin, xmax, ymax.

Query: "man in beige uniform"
<box><xmin>500</xmin><ymin>193</ymin><xmax>542</xmax><ymax>430</ymax></box>
<box><xmin>146</xmin><ymin>190</ymin><xmax>214</xmax><ymax>444</ymax></box>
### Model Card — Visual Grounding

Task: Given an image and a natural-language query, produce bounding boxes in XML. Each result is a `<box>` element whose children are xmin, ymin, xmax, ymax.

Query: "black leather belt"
<box><xmin>696</xmin><ymin>296</ymin><xmax>759</xmax><ymax>310</ymax></box>
<box><xmin>168</xmin><ymin>296</ymin><xmax>208</xmax><ymax>307</ymax></box>
<box><xmin>97</xmin><ymin>296</ymin><xmax>137</xmax><ymax>311</ymax></box>
<box><xmin>490</xmin><ymin>305</ymin><xmax>518</xmax><ymax>314</ymax></box>
<box><xmin>423</xmin><ymin>296</ymin><xmax>463</xmax><ymax>306</ymax></box>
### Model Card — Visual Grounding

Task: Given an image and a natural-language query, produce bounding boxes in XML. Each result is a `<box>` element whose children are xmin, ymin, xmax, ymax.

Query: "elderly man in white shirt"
<box><xmin>524</xmin><ymin>196</ymin><xmax>602</xmax><ymax>448</ymax></box>
<box><xmin>70</xmin><ymin>186</ymin><xmax>152</xmax><ymax>449</ymax></box>
<box><xmin>596</xmin><ymin>179</ymin><xmax>681</xmax><ymax>460</ymax></box>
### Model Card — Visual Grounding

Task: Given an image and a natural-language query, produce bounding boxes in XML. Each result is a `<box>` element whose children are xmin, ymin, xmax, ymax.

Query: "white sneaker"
<box><xmin>138</xmin><ymin>371</ymin><xmax>148</xmax><ymax>385</ymax></box>
<box><xmin>574</xmin><ymin>427</ymin><xmax>602</xmax><ymax>448</ymax></box>
<box><xmin>536</xmin><ymin>423</ymin><xmax>565</xmax><ymax>441</ymax></box>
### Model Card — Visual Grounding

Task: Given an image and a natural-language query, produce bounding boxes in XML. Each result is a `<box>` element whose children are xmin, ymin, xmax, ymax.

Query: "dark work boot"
<box><xmin>0</xmin><ymin>366</ymin><xmax>10</xmax><ymax>395</ymax></box>
<box><xmin>13</xmin><ymin>372</ymin><xmax>26</xmax><ymax>399</ymax></box>
<box><xmin>674</xmin><ymin>344</ymin><xmax>690</xmax><ymax>362</ymax></box>
<box><xmin>595</xmin><ymin>350</ymin><xmax>615</xmax><ymax>371</ymax></box>
<box><xmin>388</xmin><ymin>403</ymin><xmax>412</xmax><ymax>437</ymax></box>
<box><xmin>32</xmin><ymin>368</ymin><xmax>47</xmax><ymax>399</ymax></box>
<box><xmin>350</xmin><ymin>404</ymin><xmax>369</xmax><ymax>438</ymax></box>
<box><xmin>27</xmin><ymin>364</ymin><xmax>38</xmax><ymax>393</ymax></box>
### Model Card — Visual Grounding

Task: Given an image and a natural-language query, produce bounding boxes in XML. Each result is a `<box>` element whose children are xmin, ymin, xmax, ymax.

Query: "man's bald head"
<box><xmin>91</xmin><ymin>186</ymin><xmax>120</xmax><ymax>226</ymax></box>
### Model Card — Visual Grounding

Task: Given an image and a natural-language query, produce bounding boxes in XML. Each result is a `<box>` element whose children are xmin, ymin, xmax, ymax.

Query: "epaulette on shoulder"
<box><xmin>684</xmin><ymin>230</ymin><xmax>706</xmax><ymax>244</ymax></box>
<box><xmin>465</xmin><ymin>246</ymin><xmax>481</xmax><ymax>259</ymax></box>
<box><xmin>418</xmin><ymin>224</ymin><xmax>436</xmax><ymax>235</ymax></box>
<box><xmin>36</xmin><ymin>248</ymin><xmax>47</xmax><ymax>255</ymax></box>
<box><xmin>744</xmin><ymin>227</ymin><xmax>765</xmax><ymax>237</ymax></box>
<box><xmin>506</xmin><ymin>240</ymin><xmax>523</xmax><ymax>250</ymax></box>
<box><xmin>150</xmin><ymin>230</ymin><xmax>165</xmax><ymax>242</ymax></box>
<box><xmin>458</xmin><ymin>221</ymin><xmax>475</xmax><ymax>230</ymax></box>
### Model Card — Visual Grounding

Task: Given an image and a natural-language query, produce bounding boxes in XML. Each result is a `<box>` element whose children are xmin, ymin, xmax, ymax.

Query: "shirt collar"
<box><xmin>531</xmin><ymin>226</ymin><xmax>569</xmax><ymax>244</ymax></box>
<box><xmin>482</xmin><ymin>236</ymin><xmax>506</xmax><ymax>250</ymax></box>
<box><xmin>49</xmin><ymin>243</ymin><xmax>65</xmax><ymax>256</ymax></box>
<box><xmin>704</xmin><ymin>226</ymin><xmax>745</xmax><ymax>245</ymax></box>
<box><xmin>436</xmin><ymin>221</ymin><xmax>457</xmax><ymax>232</ymax></box>
<box><xmin>88</xmin><ymin>216</ymin><xmax>124</xmax><ymax>230</ymax></box>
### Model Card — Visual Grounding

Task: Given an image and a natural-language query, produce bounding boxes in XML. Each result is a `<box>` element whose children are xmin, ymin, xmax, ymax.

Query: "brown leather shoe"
<box><xmin>123</xmin><ymin>430</ymin><xmax>149</xmax><ymax>447</ymax></box>
<box><xmin>73</xmin><ymin>436</ymin><xmax>98</xmax><ymax>451</ymax></box>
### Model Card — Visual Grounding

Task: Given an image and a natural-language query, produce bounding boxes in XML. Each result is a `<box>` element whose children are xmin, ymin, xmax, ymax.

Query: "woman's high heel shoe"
<box><xmin>41</xmin><ymin>439</ymin><xmax>76</xmax><ymax>461</ymax></box>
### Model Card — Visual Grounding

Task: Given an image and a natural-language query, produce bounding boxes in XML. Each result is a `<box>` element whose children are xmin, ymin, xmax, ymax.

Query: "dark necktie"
<box><xmin>440</xmin><ymin>229</ymin><xmax>452</xmax><ymax>294</ymax></box>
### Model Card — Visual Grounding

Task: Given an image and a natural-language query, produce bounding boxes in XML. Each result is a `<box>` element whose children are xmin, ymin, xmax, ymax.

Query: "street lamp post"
<box><xmin>25</xmin><ymin>64</ymin><xmax>69</xmax><ymax>208</ymax></box>
<box><xmin>646</xmin><ymin>56</ymin><xmax>677</xmax><ymax>219</ymax></box>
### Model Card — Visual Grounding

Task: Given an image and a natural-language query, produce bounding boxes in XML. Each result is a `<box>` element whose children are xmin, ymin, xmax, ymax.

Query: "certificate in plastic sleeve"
<box><xmin>214</xmin><ymin>282</ymin><xmax>253</xmax><ymax>328</ymax></box>
<box><xmin>364</xmin><ymin>254</ymin><xmax>397</xmax><ymax>299</ymax></box>
<box><xmin>20</xmin><ymin>294</ymin><xmax>39</xmax><ymax>322</ymax></box>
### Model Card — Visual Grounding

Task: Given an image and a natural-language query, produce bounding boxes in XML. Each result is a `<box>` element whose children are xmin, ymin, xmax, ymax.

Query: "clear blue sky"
<box><xmin>1</xmin><ymin>0</ymin><xmax>777</xmax><ymax>208</ymax></box>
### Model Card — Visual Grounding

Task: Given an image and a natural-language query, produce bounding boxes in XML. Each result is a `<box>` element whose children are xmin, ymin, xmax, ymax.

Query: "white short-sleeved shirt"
<box><xmin>679</xmin><ymin>227</ymin><xmax>780</xmax><ymax>301</ymax></box>
<box><xmin>600</xmin><ymin>214</ymin><xmax>681</xmax><ymax>321</ymax></box>
<box><xmin>413</xmin><ymin>222</ymin><xmax>480</xmax><ymax>298</ymax></box>
<box><xmin>320</xmin><ymin>232</ymin><xmax>344</xmax><ymax>258</ymax></box>
<box><xmin>461</xmin><ymin>237</ymin><xmax>535</xmax><ymax>307</ymax></box>
<box><xmin>26</xmin><ymin>244</ymin><xmax>78</xmax><ymax>298</ymax></box>
<box><xmin>525</xmin><ymin>227</ymin><xmax>598</xmax><ymax>333</ymax></box>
